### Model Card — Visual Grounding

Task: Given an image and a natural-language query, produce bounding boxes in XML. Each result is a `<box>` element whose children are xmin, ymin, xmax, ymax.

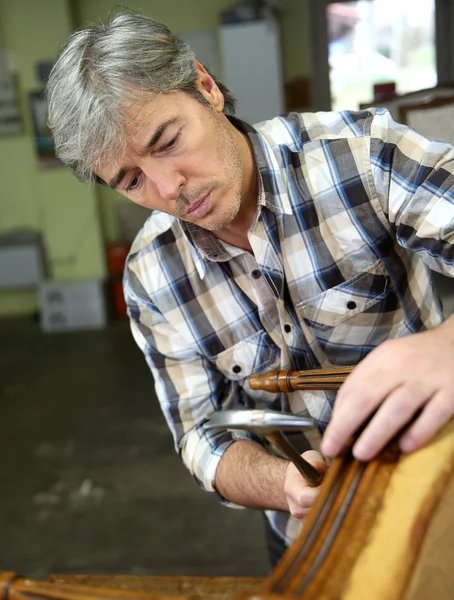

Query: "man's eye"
<box><xmin>161</xmin><ymin>133</ymin><xmax>180</xmax><ymax>151</ymax></box>
<box><xmin>125</xmin><ymin>174</ymin><xmax>141</xmax><ymax>192</ymax></box>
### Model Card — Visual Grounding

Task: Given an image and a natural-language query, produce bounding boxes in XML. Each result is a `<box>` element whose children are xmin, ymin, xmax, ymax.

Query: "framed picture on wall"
<box><xmin>0</xmin><ymin>47</ymin><xmax>22</xmax><ymax>135</ymax></box>
<box><xmin>28</xmin><ymin>91</ymin><xmax>62</xmax><ymax>168</ymax></box>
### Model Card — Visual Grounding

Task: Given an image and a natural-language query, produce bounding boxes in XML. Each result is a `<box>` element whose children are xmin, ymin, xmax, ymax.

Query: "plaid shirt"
<box><xmin>124</xmin><ymin>108</ymin><xmax>454</xmax><ymax>546</ymax></box>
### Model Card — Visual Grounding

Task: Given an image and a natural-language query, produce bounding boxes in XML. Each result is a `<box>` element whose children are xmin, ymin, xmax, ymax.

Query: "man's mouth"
<box><xmin>186</xmin><ymin>192</ymin><xmax>211</xmax><ymax>219</ymax></box>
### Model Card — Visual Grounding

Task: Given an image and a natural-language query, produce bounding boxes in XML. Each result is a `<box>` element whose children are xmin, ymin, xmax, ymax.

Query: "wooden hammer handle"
<box><xmin>249</xmin><ymin>367</ymin><xmax>354</xmax><ymax>393</ymax></box>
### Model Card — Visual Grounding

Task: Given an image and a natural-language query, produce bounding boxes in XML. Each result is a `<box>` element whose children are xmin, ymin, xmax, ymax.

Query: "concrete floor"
<box><xmin>0</xmin><ymin>317</ymin><xmax>269</xmax><ymax>580</ymax></box>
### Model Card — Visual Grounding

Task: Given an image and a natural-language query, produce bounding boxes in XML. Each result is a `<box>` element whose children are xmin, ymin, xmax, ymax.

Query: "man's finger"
<box><xmin>287</xmin><ymin>501</ymin><xmax>312</xmax><ymax>520</ymax></box>
<box><xmin>399</xmin><ymin>391</ymin><xmax>454</xmax><ymax>453</ymax></box>
<box><xmin>321</xmin><ymin>356</ymin><xmax>403</xmax><ymax>457</ymax></box>
<box><xmin>321</xmin><ymin>384</ymin><xmax>392</xmax><ymax>457</ymax></box>
<box><xmin>351</xmin><ymin>383</ymin><xmax>430</xmax><ymax>461</ymax></box>
<box><xmin>295</xmin><ymin>486</ymin><xmax>319</xmax><ymax>507</ymax></box>
<box><xmin>301</xmin><ymin>450</ymin><xmax>329</xmax><ymax>474</ymax></box>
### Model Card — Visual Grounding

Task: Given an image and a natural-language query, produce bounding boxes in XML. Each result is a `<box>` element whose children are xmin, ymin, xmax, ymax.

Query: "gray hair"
<box><xmin>46</xmin><ymin>11</ymin><xmax>236</xmax><ymax>183</ymax></box>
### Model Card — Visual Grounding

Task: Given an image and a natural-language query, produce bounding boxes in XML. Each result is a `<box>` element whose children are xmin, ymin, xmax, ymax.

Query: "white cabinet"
<box><xmin>219</xmin><ymin>20</ymin><xmax>285</xmax><ymax>125</ymax></box>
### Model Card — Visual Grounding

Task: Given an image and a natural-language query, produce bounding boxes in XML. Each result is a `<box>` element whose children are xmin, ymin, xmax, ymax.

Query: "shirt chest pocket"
<box><xmin>214</xmin><ymin>330</ymin><xmax>278</xmax><ymax>381</ymax></box>
<box><xmin>296</xmin><ymin>260</ymin><xmax>395</xmax><ymax>364</ymax></box>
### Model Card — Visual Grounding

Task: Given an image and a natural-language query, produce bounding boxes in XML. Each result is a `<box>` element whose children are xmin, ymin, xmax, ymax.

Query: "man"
<box><xmin>47</xmin><ymin>11</ymin><xmax>454</xmax><ymax>567</ymax></box>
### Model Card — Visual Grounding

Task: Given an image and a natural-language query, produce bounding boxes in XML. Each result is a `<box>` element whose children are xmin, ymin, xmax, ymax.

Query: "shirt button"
<box><xmin>347</xmin><ymin>301</ymin><xmax>357</xmax><ymax>310</ymax></box>
<box><xmin>251</xmin><ymin>269</ymin><xmax>261</xmax><ymax>279</ymax></box>
<box><xmin>284</xmin><ymin>324</ymin><xmax>292</xmax><ymax>333</ymax></box>
<box><xmin>232</xmin><ymin>365</ymin><xmax>242</xmax><ymax>374</ymax></box>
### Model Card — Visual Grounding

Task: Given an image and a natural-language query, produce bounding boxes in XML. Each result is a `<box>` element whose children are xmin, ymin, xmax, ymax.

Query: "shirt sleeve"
<box><xmin>123</xmin><ymin>265</ymin><xmax>259</xmax><ymax>508</ymax></box>
<box><xmin>369</xmin><ymin>108</ymin><xmax>454</xmax><ymax>275</ymax></box>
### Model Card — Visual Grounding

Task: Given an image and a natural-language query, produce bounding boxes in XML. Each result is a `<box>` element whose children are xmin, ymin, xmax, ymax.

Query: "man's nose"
<box><xmin>142</xmin><ymin>161</ymin><xmax>185</xmax><ymax>201</ymax></box>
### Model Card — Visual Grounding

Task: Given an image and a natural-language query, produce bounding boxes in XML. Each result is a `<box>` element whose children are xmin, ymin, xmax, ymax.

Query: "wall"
<box><xmin>0</xmin><ymin>0</ymin><xmax>106</xmax><ymax>316</ymax></box>
<box><xmin>280</xmin><ymin>0</ymin><xmax>312</xmax><ymax>82</ymax></box>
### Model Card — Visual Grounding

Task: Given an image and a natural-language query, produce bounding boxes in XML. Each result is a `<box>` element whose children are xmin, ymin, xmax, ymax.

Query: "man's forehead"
<box><xmin>122</xmin><ymin>96</ymin><xmax>167</xmax><ymax>134</ymax></box>
<box><xmin>122</xmin><ymin>90</ymin><xmax>188</xmax><ymax>127</ymax></box>
<box><xmin>94</xmin><ymin>96</ymin><xmax>182</xmax><ymax>182</ymax></box>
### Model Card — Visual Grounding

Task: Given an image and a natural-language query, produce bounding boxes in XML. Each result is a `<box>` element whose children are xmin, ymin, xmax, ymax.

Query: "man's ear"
<box><xmin>195</xmin><ymin>61</ymin><xmax>225</xmax><ymax>113</ymax></box>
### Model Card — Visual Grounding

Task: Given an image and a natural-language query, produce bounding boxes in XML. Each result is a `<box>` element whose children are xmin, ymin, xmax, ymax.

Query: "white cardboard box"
<box><xmin>39</xmin><ymin>279</ymin><xmax>107</xmax><ymax>332</ymax></box>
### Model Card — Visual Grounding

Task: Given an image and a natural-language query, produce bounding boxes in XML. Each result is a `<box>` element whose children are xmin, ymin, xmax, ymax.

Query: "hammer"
<box><xmin>205</xmin><ymin>409</ymin><xmax>323</xmax><ymax>487</ymax></box>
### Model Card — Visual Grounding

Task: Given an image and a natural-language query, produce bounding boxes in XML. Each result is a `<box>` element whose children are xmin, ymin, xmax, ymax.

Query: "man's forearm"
<box><xmin>214</xmin><ymin>440</ymin><xmax>289</xmax><ymax>511</ymax></box>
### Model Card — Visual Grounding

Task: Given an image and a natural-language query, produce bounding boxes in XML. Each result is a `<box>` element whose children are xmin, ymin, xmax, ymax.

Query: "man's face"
<box><xmin>96</xmin><ymin>72</ymin><xmax>247</xmax><ymax>232</ymax></box>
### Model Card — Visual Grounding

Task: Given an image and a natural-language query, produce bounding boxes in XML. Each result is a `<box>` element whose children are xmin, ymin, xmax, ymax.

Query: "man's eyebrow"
<box><xmin>108</xmin><ymin>117</ymin><xmax>179</xmax><ymax>189</ymax></box>
<box><xmin>108</xmin><ymin>167</ymin><xmax>128</xmax><ymax>189</ymax></box>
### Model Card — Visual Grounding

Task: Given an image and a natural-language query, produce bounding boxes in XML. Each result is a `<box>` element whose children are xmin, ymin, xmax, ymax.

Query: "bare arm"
<box><xmin>215</xmin><ymin>440</ymin><xmax>288</xmax><ymax>510</ymax></box>
<box><xmin>215</xmin><ymin>440</ymin><xmax>328</xmax><ymax>518</ymax></box>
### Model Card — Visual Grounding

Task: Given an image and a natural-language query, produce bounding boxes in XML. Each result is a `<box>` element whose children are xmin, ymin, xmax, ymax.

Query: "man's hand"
<box><xmin>321</xmin><ymin>317</ymin><xmax>454</xmax><ymax>461</ymax></box>
<box><xmin>284</xmin><ymin>450</ymin><xmax>329</xmax><ymax>519</ymax></box>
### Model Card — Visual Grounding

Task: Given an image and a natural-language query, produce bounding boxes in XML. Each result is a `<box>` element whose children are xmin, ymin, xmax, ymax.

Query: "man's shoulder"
<box><xmin>254</xmin><ymin>108</ymin><xmax>381</xmax><ymax>147</ymax></box>
<box><xmin>129</xmin><ymin>211</ymin><xmax>178</xmax><ymax>255</ymax></box>
<box><xmin>126</xmin><ymin>211</ymin><xmax>182</xmax><ymax>273</ymax></box>
<box><xmin>123</xmin><ymin>211</ymin><xmax>189</xmax><ymax>301</ymax></box>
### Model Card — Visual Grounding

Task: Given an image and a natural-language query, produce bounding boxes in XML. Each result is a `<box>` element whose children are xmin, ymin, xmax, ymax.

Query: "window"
<box><xmin>310</xmin><ymin>0</ymin><xmax>453</xmax><ymax>111</ymax></box>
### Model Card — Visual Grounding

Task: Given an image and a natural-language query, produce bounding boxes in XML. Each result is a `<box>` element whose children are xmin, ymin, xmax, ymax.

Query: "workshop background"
<box><xmin>1</xmin><ymin>0</ymin><xmax>453</xmax><ymax>580</ymax></box>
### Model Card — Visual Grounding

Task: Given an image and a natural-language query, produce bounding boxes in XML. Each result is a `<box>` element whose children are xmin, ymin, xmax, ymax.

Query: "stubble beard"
<box><xmin>176</xmin><ymin>118</ymin><xmax>243</xmax><ymax>231</ymax></box>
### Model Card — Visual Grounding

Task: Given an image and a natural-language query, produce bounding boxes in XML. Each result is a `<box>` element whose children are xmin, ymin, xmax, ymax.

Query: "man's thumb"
<box><xmin>301</xmin><ymin>449</ymin><xmax>329</xmax><ymax>475</ymax></box>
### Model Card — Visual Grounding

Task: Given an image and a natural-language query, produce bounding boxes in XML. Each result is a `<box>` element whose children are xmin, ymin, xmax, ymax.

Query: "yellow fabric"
<box><xmin>343</xmin><ymin>420</ymin><xmax>454</xmax><ymax>600</ymax></box>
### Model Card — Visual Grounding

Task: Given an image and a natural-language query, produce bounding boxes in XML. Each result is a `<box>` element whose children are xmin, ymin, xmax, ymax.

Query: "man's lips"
<box><xmin>186</xmin><ymin>192</ymin><xmax>211</xmax><ymax>219</ymax></box>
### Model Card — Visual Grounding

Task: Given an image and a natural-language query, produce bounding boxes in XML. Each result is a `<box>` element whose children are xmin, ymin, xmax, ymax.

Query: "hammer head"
<box><xmin>205</xmin><ymin>409</ymin><xmax>314</xmax><ymax>435</ymax></box>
